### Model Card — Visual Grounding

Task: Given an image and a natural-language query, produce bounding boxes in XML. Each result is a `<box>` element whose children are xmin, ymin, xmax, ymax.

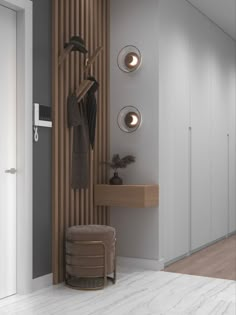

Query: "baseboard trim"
<box><xmin>32</xmin><ymin>273</ymin><xmax>53</xmax><ymax>292</ymax></box>
<box><xmin>164</xmin><ymin>253</ymin><xmax>189</xmax><ymax>268</ymax></box>
<box><xmin>117</xmin><ymin>256</ymin><xmax>165</xmax><ymax>271</ymax></box>
<box><xmin>228</xmin><ymin>230</ymin><xmax>236</xmax><ymax>237</ymax></box>
<box><xmin>165</xmin><ymin>232</ymin><xmax>236</xmax><ymax>267</ymax></box>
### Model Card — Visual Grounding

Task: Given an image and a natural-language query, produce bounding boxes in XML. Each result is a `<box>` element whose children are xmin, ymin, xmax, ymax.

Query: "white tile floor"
<box><xmin>0</xmin><ymin>268</ymin><xmax>235</xmax><ymax>315</ymax></box>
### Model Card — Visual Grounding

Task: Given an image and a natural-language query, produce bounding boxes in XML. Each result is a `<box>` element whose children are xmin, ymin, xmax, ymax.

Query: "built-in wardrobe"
<box><xmin>159</xmin><ymin>0</ymin><xmax>236</xmax><ymax>263</ymax></box>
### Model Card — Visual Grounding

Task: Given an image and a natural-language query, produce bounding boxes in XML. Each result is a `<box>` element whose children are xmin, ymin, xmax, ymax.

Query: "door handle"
<box><xmin>5</xmin><ymin>168</ymin><xmax>17</xmax><ymax>174</ymax></box>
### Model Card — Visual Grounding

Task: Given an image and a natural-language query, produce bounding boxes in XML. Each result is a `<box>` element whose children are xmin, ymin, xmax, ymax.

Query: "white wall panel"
<box><xmin>189</xmin><ymin>9</ymin><xmax>212</xmax><ymax>250</ymax></box>
<box><xmin>159</xmin><ymin>0</ymin><xmax>191</xmax><ymax>262</ymax></box>
<box><xmin>228</xmin><ymin>45</ymin><xmax>236</xmax><ymax>233</ymax></box>
<box><xmin>210</xmin><ymin>25</ymin><xmax>230</xmax><ymax>241</ymax></box>
<box><xmin>159</xmin><ymin>0</ymin><xmax>236</xmax><ymax>263</ymax></box>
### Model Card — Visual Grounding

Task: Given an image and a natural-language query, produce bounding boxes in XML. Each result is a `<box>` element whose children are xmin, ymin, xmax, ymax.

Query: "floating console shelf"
<box><xmin>94</xmin><ymin>185</ymin><xmax>159</xmax><ymax>208</ymax></box>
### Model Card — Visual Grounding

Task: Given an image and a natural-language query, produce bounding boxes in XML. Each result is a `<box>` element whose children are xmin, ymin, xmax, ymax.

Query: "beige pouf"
<box><xmin>65</xmin><ymin>225</ymin><xmax>116</xmax><ymax>290</ymax></box>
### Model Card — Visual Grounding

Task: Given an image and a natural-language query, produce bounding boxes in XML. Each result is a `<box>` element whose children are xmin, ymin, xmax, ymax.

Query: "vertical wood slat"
<box><xmin>64</xmin><ymin>0</ymin><xmax>70</xmax><ymax>234</ymax></box>
<box><xmin>68</xmin><ymin>0</ymin><xmax>74</xmax><ymax>227</ymax></box>
<box><xmin>102</xmin><ymin>0</ymin><xmax>107</xmax><ymax>224</ymax></box>
<box><xmin>59</xmin><ymin>0</ymin><xmax>65</xmax><ymax>283</ymax></box>
<box><xmin>52</xmin><ymin>0</ymin><xmax>110</xmax><ymax>284</ymax></box>
<box><xmin>74</xmin><ymin>0</ymin><xmax>80</xmax><ymax>226</ymax></box>
<box><xmin>97</xmin><ymin>0</ymin><xmax>102</xmax><ymax>225</ymax></box>
<box><xmin>84</xmin><ymin>0</ymin><xmax>89</xmax><ymax>226</ymax></box>
<box><xmin>52</xmin><ymin>0</ymin><xmax>59</xmax><ymax>285</ymax></box>
<box><xmin>93</xmin><ymin>0</ymin><xmax>99</xmax><ymax>225</ymax></box>
<box><xmin>89</xmin><ymin>0</ymin><xmax>94</xmax><ymax>225</ymax></box>
<box><xmin>106</xmin><ymin>0</ymin><xmax>111</xmax><ymax>224</ymax></box>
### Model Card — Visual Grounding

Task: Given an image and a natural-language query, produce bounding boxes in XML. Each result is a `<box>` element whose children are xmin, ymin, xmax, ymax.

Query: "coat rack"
<box><xmin>84</xmin><ymin>46</ymin><xmax>103</xmax><ymax>74</ymax></box>
<box><xmin>71</xmin><ymin>45</ymin><xmax>103</xmax><ymax>102</ymax></box>
<box><xmin>58</xmin><ymin>44</ymin><xmax>73</xmax><ymax>66</ymax></box>
<box><xmin>76</xmin><ymin>80</ymin><xmax>94</xmax><ymax>103</ymax></box>
<box><xmin>58</xmin><ymin>43</ymin><xmax>102</xmax><ymax>103</ymax></box>
<box><xmin>58</xmin><ymin>40</ymin><xmax>103</xmax><ymax>70</ymax></box>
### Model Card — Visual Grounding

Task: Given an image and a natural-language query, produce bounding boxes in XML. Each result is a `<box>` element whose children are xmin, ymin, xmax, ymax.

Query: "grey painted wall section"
<box><xmin>110</xmin><ymin>0</ymin><xmax>160</xmax><ymax>261</ymax></box>
<box><xmin>33</xmin><ymin>0</ymin><xmax>52</xmax><ymax>278</ymax></box>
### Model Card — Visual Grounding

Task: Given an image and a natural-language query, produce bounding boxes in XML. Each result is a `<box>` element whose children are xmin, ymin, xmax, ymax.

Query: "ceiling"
<box><xmin>187</xmin><ymin>0</ymin><xmax>236</xmax><ymax>40</ymax></box>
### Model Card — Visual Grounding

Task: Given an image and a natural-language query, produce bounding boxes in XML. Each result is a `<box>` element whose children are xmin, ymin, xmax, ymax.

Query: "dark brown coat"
<box><xmin>68</xmin><ymin>94</ymin><xmax>89</xmax><ymax>189</ymax></box>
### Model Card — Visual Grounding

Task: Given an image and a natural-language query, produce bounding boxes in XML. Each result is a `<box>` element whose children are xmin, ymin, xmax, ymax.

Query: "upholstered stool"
<box><xmin>65</xmin><ymin>225</ymin><xmax>116</xmax><ymax>290</ymax></box>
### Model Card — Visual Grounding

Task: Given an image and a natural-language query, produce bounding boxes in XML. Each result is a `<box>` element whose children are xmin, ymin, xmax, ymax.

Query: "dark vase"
<box><xmin>109</xmin><ymin>172</ymin><xmax>123</xmax><ymax>185</ymax></box>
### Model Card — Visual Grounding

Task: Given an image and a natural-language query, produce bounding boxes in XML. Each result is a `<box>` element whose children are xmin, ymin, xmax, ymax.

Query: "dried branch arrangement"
<box><xmin>103</xmin><ymin>154</ymin><xmax>136</xmax><ymax>172</ymax></box>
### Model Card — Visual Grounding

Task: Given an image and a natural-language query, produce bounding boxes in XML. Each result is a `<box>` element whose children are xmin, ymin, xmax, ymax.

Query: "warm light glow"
<box><xmin>118</xmin><ymin>106</ymin><xmax>142</xmax><ymax>133</ymax></box>
<box><xmin>130</xmin><ymin>114</ymin><xmax>139</xmax><ymax>126</ymax></box>
<box><xmin>118</xmin><ymin>46</ymin><xmax>142</xmax><ymax>73</ymax></box>
<box><xmin>125</xmin><ymin>112</ymin><xmax>140</xmax><ymax>128</ymax></box>
<box><xmin>129</xmin><ymin>55</ymin><xmax>138</xmax><ymax>67</ymax></box>
<box><xmin>125</xmin><ymin>52</ymin><xmax>140</xmax><ymax>70</ymax></box>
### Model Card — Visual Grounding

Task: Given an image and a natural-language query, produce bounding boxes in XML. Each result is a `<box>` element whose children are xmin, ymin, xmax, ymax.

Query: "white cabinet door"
<box><xmin>189</xmin><ymin>12</ymin><xmax>212</xmax><ymax>251</ymax></box>
<box><xmin>159</xmin><ymin>0</ymin><xmax>235</xmax><ymax>263</ymax></box>
<box><xmin>210</xmin><ymin>25</ymin><xmax>229</xmax><ymax>241</ymax></box>
<box><xmin>224</xmin><ymin>39</ymin><xmax>236</xmax><ymax>233</ymax></box>
<box><xmin>226</xmin><ymin>41</ymin><xmax>236</xmax><ymax>234</ymax></box>
<box><xmin>190</xmin><ymin>15</ymin><xmax>235</xmax><ymax>249</ymax></box>
<box><xmin>0</xmin><ymin>5</ymin><xmax>17</xmax><ymax>299</ymax></box>
<box><xmin>159</xmin><ymin>0</ymin><xmax>190</xmax><ymax>262</ymax></box>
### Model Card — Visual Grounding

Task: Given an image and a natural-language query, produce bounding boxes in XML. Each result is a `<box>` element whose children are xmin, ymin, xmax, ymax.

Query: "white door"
<box><xmin>189</xmin><ymin>12</ymin><xmax>212</xmax><ymax>251</ymax></box>
<box><xmin>159</xmin><ymin>0</ymin><xmax>191</xmax><ymax>262</ymax></box>
<box><xmin>0</xmin><ymin>5</ymin><xmax>17</xmax><ymax>299</ymax></box>
<box><xmin>210</xmin><ymin>24</ymin><xmax>229</xmax><ymax>241</ymax></box>
<box><xmin>228</xmin><ymin>42</ymin><xmax>236</xmax><ymax>234</ymax></box>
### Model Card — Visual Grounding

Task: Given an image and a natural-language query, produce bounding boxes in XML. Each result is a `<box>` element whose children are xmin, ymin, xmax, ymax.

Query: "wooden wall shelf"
<box><xmin>94</xmin><ymin>185</ymin><xmax>159</xmax><ymax>208</ymax></box>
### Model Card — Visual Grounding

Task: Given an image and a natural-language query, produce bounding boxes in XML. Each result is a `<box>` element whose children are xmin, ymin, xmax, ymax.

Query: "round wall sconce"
<box><xmin>117</xmin><ymin>46</ymin><xmax>142</xmax><ymax>73</ymax></box>
<box><xmin>117</xmin><ymin>106</ymin><xmax>142</xmax><ymax>133</ymax></box>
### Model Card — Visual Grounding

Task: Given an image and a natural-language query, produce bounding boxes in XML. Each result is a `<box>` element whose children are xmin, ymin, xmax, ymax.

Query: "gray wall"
<box><xmin>110</xmin><ymin>0</ymin><xmax>160</xmax><ymax>261</ymax></box>
<box><xmin>33</xmin><ymin>0</ymin><xmax>52</xmax><ymax>278</ymax></box>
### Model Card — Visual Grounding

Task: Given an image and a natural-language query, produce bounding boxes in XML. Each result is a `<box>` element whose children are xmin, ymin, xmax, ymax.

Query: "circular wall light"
<box><xmin>117</xmin><ymin>106</ymin><xmax>142</xmax><ymax>133</ymax></box>
<box><xmin>117</xmin><ymin>46</ymin><xmax>142</xmax><ymax>73</ymax></box>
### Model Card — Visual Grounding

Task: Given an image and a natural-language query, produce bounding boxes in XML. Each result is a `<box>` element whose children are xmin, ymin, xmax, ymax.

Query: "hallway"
<box><xmin>165</xmin><ymin>234</ymin><xmax>236</xmax><ymax>280</ymax></box>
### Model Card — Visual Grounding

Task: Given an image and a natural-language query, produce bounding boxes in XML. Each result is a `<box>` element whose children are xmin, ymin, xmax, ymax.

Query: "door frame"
<box><xmin>0</xmin><ymin>0</ymin><xmax>33</xmax><ymax>294</ymax></box>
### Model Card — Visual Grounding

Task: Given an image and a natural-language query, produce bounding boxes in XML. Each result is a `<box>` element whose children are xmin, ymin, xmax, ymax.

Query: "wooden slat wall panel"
<box><xmin>52</xmin><ymin>0</ymin><xmax>110</xmax><ymax>284</ymax></box>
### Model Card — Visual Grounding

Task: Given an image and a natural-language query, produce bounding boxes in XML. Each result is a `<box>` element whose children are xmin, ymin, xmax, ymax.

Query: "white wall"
<box><xmin>158</xmin><ymin>0</ymin><xmax>191</xmax><ymax>262</ymax></box>
<box><xmin>110</xmin><ymin>0</ymin><xmax>160</xmax><ymax>261</ymax></box>
<box><xmin>159</xmin><ymin>0</ymin><xmax>236</xmax><ymax>263</ymax></box>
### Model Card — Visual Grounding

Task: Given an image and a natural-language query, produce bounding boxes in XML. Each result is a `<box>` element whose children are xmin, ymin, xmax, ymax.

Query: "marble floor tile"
<box><xmin>0</xmin><ymin>269</ymin><xmax>235</xmax><ymax>315</ymax></box>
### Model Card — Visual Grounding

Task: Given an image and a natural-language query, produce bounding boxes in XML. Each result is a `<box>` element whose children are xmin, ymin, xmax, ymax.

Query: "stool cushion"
<box><xmin>66</xmin><ymin>225</ymin><xmax>115</xmax><ymax>242</ymax></box>
<box><xmin>65</xmin><ymin>225</ymin><xmax>116</xmax><ymax>277</ymax></box>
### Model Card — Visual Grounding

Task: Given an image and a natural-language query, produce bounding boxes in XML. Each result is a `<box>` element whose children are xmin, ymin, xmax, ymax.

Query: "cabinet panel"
<box><xmin>159</xmin><ymin>0</ymin><xmax>190</xmax><ymax>262</ymax></box>
<box><xmin>210</xmin><ymin>26</ymin><xmax>229</xmax><ymax>241</ymax></box>
<box><xmin>189</xmin><ymin>11</ymin><xmax>212</xmax><ymax>250</ymax></box>
<box><xmin>159</xmin><ymin>0</ymin><xmax>236</xmax><ymax>264</ymax></box>
<box><xmin>227</xmin><ymin>43</ymin><xmax>236</xmax><ymax>233</ymax></box>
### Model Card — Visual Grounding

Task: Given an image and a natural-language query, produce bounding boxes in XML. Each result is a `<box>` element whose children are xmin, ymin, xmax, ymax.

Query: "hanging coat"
<box><xmin>67</xmin><ymin>94</ymin><xmax>90</xmax><ymax>189</ymax></box>
<box><xmin>86</xmin><ymin>77</ymin><xmax>99</xmax><ymax>150</ymax></box>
